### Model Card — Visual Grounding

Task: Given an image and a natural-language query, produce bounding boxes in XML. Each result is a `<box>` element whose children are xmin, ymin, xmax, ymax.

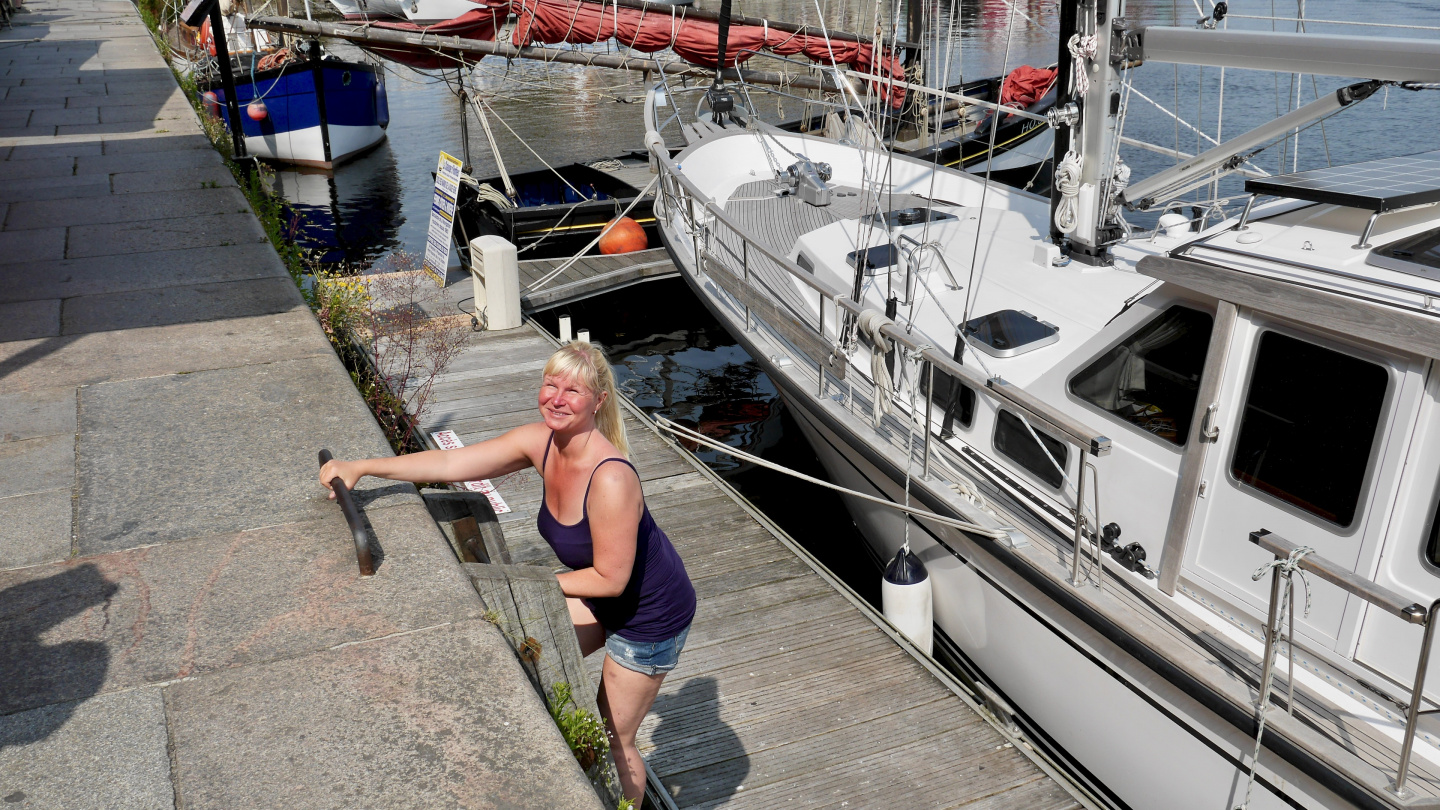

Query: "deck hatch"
<box><xmin>868</xmin><ymin>207</ymin><xmax>958</xmax><ymax>229</ymax></box>
<box><xmin>1367</xmin><ymin>226</ymin><xmax>1440</xmax><ymax>283</ymax></box>
<box><xmin>964</xmin><ymin>309</ymin><xmax>1060</xmax><ymax>357</ymax></box>
<box><xmin>846</xmin><ymin>244</ymin><xmax>901</xmax><ymax>274</ymax></box>
<box><xmin>1244</xmin><ymin>150</ymin><xmax>1440</xmax><ymax>212</ymax></box>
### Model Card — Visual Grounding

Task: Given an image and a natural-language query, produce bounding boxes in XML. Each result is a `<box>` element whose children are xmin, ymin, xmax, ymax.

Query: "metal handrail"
<box><xmin>1249</xmin><ymin>529</ymin><xmax>1431</xmax><ymax>796</ymax></box>
<box><xmin>649</xmin><ymin>142</ymin><xmax>1112</xmax><ymax>458</ymax></box>
<box><xmin>319</xmin><ymin>449</ymin><xmax>376</xmax><ymax>577</ymax></box>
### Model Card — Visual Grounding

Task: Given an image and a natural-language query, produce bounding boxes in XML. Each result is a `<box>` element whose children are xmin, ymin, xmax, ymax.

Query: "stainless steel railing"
<box><xmin>1249</xmin><ymin>529</ymin><xmax>1432</xmax><ymax>797</ymax></box>
<box><xmin>648</xmin><ymin>131</ymin><xmax>1114</xmax><ymax>576</ymax></box>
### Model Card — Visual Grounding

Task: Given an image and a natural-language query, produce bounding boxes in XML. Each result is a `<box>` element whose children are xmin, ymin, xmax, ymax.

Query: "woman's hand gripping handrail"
<box><xmin>319</xmin><ymin>449</ymin><xmax>376</xmax><ymax>577</ymax></box>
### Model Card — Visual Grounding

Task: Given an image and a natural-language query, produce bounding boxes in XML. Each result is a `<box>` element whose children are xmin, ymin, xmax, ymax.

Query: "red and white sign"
<box><xmin>430</xmin><ymin>430</ymin><xmax>511</xmax><ymax>514</ymax></box>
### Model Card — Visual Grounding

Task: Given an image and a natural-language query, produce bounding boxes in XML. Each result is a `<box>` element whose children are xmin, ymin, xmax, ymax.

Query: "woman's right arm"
<box><xmin>319</xmin><ymin>422</ymin><xmax>546</xmax><ymax>498</ymax></box>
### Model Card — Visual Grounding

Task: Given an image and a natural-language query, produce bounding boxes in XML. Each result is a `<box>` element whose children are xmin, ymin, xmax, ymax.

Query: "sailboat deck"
<box><xmin>716</xmin><ymin>179</ymin><xmax>934</xmax><ymax>324</ymax></box>
<box><xmin>417</xmin><ymin>321</ymin><xmax>1087</xmax><ymax>809</ymax></box>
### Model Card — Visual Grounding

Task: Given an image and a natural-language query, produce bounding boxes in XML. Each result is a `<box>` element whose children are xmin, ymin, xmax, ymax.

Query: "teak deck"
<box><xmin>418</xmin><ymin>322</ymin><xmax>1087</xmax><ymax>810</ymax></box>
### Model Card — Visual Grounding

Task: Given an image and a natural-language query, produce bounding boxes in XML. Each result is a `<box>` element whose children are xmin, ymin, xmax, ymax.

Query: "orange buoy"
<box><xmin>598</xmin><ymin>216</ymin><xmax>648</xmax><ymax>255</ymax></box>
<box><xmin>246</xmin><ymin>100</ymin><xmax>268</xmax><ymax>121</ymax></box>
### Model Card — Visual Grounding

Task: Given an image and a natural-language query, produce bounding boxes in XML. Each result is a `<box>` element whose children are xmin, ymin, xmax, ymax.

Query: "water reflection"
<box><xmin>268</xmin><ymin>141</ymin><xmax>405</xmax><ymax>266</ymax></box>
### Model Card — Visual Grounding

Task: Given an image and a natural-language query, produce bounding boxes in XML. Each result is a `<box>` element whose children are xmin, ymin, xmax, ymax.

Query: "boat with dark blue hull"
<box><xmin>202</xmin><ymin>42</ymin><xmax>389</xmax><ymax>169</ymax></box>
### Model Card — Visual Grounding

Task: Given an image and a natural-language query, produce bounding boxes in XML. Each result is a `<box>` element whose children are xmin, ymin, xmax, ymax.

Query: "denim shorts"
<box><xmin>605</xmin><ymin>625</ymin><xmax>690</xmax><ymax>676</ymax></box>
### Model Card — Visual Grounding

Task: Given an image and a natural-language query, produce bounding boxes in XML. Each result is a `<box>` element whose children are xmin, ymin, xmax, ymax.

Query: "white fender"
<box><xmin>882</xmin><ymin>547</ymin><xmax>933</xmax><ymax>656</ymax></box>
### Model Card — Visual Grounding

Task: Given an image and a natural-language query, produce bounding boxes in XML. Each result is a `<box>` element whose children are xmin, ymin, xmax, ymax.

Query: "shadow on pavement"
<box><xmin>0</xmin><ymin>563</ymin><xmax>115</xmax><ymax>743</ymax></box>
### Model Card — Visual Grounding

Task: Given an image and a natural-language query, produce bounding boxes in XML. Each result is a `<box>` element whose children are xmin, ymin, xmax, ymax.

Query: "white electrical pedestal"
<box><xmin>468</xmin><ymin>235</ymin><xmax>521</xmax><ymax>330</ymax></box>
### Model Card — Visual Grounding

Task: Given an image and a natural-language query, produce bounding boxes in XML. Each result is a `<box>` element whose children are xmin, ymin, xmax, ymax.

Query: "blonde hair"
<box><xmin>543</xmin><ymin>341</ymin><xmax>629</xmax><ymax>458</ymax></box>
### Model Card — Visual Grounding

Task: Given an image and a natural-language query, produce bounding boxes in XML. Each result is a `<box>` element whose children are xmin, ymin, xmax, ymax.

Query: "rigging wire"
<box><xmin>961</xmin><ymin>0</ymin><xmax>1018</xmax><ymax>325</ymax></box>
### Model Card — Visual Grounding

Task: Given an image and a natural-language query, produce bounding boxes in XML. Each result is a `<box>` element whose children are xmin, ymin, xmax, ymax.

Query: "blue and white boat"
<box><xmin>202</xmin><ymin>43</ymin><xmax>389</xmax><ymax>169</ymax></box>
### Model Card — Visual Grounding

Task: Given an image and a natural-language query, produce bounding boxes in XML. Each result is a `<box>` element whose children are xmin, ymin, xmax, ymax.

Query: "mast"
<box><xmin>1049</xmin><ymin>0</ymin><xmax>1128</xmax><ymax>266</ymax></box>
<box><xmin>704</xmin><ymin>0</ymin><xmax>736</xmax><ymax>126</ymax></box>
<box><xmin>1047</xmin><ymin>0</ymin><xmax>1079</xmax><ymax>248</ymax></box>
<box><xmin>1073</xmin><ymin>0</ymin><xmax>1127</xmax><ymax>265</ymax></box>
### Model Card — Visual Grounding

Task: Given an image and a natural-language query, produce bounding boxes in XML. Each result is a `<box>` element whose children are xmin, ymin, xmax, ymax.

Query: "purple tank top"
<box><xmin>537</xmin><ymin>435</ymin><xmax>696</xmax><ymax>642</ymax></box>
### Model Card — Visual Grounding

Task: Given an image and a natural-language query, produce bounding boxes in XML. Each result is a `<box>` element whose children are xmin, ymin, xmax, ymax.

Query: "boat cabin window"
<box><xmin>1230</xmin><ymin>332</ymin><xmax>1388</xmax><ymax>528</ymax></box>
<box><xmin>920</xmin><ymin>368</ymin><xmax>976</xmax><ymax>435</ymax></box>
<box><xmin>796</xmin><ymin>252</ymin><xmax>815</xmax><ymax>274</ymax></box>
<box><xmin>994</xmin><ymin>410</ymin><xmax>1068</xmax><ymax>489</ymax></box>
<box><xmin>1426</xmin><ymin>493</ymin><xmax>1440</xmax><ymax>567</ymax></box>
<box><xmin>1069</xmin><ymin>305</ymin><xmax>1213</xmax><ymax>446</ymax></box>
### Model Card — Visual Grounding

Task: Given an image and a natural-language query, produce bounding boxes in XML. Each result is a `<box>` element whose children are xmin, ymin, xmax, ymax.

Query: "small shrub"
<box><xmin>548</xmin><ymin>683</ymin><xmax>610</xmax><ymax>773</ymax></box>
<box><xmin>314</xmin><ymin>254</ymin><xmax>470</xmax><ymax>453</ymax></box>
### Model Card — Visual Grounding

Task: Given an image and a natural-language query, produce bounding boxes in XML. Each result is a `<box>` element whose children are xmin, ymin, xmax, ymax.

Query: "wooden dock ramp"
<box><xmin>420</xmin><ymin>321</ymin><xmax>1093</xmax><ymax>810</ymax></box>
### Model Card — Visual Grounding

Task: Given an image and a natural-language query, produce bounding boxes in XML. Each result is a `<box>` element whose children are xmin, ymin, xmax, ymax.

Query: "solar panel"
<box><xmin>1244</xmin><ymin>150</ymin><xmax>1440</xmax><ymax>212</ymax></box>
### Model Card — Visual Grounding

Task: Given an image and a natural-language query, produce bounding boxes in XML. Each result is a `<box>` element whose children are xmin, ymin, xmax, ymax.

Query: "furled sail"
<box><xmin>508</xmin><ymin>0</ymin><xmax>906</xmax><ymax>106</ymax></box>
<box><xmin>357</xmin><ymin>4</ymin><xmax>508</xmax><ymax>69</ymax></box>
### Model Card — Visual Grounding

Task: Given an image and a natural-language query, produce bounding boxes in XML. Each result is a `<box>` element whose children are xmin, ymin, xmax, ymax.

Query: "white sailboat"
<box><xmin>645</xmin><ymin>2</ymin><xmax>1440</xmax><ymax>808</ymax></box>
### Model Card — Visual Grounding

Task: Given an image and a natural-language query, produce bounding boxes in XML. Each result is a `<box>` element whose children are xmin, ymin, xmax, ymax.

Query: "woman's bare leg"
<box><xmin>568</xmin><ymin>597</ymin><xmax>605</xmax><ymax>657</ymax></box>
<box><xmin>597</xmin><ymin>655</ymin><xmax>666</xmax><ymax>808</ymax></box>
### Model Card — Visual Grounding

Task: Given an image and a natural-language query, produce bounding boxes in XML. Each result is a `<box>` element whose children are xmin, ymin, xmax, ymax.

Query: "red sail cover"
<box><xmin>509</xmin><ymin>0</ymin><xmax>906</xmax><ymax>107</ymax></box>
<box><xmin>998</xmin><ymin>64</ymin><xmax>1057</xmax><ymax>109</ymax></box>
<box><xmin>360</xmin><ymin>6</ymin><xmax>507</xmax><ymax>69</ymax></box>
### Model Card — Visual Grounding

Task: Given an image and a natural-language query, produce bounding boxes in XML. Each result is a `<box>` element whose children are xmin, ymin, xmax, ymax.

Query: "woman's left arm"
<box><xmin>556</xmin><ymin>463</ymin><xmax>644</xmax><ymax>599</ymax></box>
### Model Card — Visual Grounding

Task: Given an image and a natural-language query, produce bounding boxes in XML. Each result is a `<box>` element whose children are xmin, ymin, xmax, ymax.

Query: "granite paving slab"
<box><xmin>1</xmin><ymin>141</ymin><xmax>97</xmax><ymax>160</ymax></box>
<box><xmin>0</xmin><ymin>386</ymin><xmax>75</xmax><ymax>441</ymax></box>
<box><xmin>76</xmin><ymin>353</ymin><xmax>416</xmax><ymax>554</ymax></box>
<box><xmin>0</xmin><ymin>433</ymin><xmax>72</xmax><ymax>500</ymax></box>
<box><xmin>0</xmin><ymin>504</ymin><xmax>484</xmax><ymax>715</ymax></box>
<box><xmin>61</xmin><ymin>276</ymin><xmax>303</xmax><ymax>334</ymax></box>
<box><xmin>0</xmin><ymin>243</ymin><xmax>285</xmax><ymax>304</ymax></box>
<box><xmin>0</xmin><ymin>309</ymin><xmax>329</xmax><ymax>390</ymax></box>
<box><xmin>74</xmin><ymin>145</ymin><xmax>219</xmax><ymax>174</ymax></box>
<box><xmin>0</xmin><ymin>299</ymin><xmax>60</xmax><ymax>341</ymax></box>
<box><xmin>0</xmin><ymin>228</ymin><xmax>65</xmax><ymax>264</ymax></box>
<box><xmin>0</xmin><ymin>489</ymin><xmax>73</xmax><ymax>570</ymax></box>
<box><xmin>66</xmin><ymin>211</ymin><xmax>265</xmax><ymax>258</ymax></box>
<box><xmin>4</xmin><ymin>187</ymin><xmax>245</xmax><ymax>230</ymax></box>
<box><xmin>0</xmin><ymin>173</ymin><xmax>109</xmax><ymax>205</ymax></box>
<box><xmin>0</xmin><ymin>688</ymin><xmax>172</xmax><ymax>810</ymax></box>
<box><xmin>109</xmin><ymin>163</ymin><xmax>234</xmax><ymax>194</ymax></box>
<box><xmin>165</xmin><ymin>620</ymin><xmax>605</xmax><ymax>810</ymax></box>
<box><xmin>100</xmin><ymin>132</ymin><xmax>210</xmax><ymax>154</ymax></box>
<box><xmin>25</xmin><ymin>106</ymin><xmax>97</xmax><ymax>126</ymax></box>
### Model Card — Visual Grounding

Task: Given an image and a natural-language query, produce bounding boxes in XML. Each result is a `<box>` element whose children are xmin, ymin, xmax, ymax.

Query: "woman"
<box><xmin>319</xmin><ymin>341</ymin><xmax>695</xmax><ymax>807</ymax></box>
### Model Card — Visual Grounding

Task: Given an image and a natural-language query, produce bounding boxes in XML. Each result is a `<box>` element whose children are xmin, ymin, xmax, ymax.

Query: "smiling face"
<box><xmin>539</xmin><ymin>373</ymin><xmax>606</xmax><ymax>433</ymax></box>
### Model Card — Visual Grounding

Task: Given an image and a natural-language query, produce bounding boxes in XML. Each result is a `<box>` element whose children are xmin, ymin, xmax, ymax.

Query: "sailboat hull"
<box><xmin>665</xmin><ymin>233</ymin><xmax>1366</xmax><ymax>810</ymax></box>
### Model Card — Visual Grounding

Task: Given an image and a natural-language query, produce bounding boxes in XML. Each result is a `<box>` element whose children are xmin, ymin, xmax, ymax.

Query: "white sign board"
<box><xmin>422</xmin><ymin>151</ymin><xmax>465</xmax><ymax>286</ymax></box>
<box><xmin>429</xmin><ymin>430</ymin><xmax>511</xmax><ymax>514</ymax></box>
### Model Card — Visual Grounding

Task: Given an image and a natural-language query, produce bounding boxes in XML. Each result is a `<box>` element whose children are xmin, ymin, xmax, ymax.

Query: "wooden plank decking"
<box><xmin>418</xmin><ymin>321</ymin><xmax>1089</xmax><ymax>810</ymax></box>
<box><xmin>519</xmin><ymin>247</ymin><xmax>679</xmax><ymax>312</ymax></box>
<box><xmin>445</xmin><ymin>247</ymin><xmax>679</xmax><ymax>313</ymax></box>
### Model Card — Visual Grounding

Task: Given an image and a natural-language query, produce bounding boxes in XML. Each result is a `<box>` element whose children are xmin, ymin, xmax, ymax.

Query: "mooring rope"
<box><xmin>652</xmin><ymin>415</ymin><xmax>1014</xmax><ymax>540</ymax></box>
